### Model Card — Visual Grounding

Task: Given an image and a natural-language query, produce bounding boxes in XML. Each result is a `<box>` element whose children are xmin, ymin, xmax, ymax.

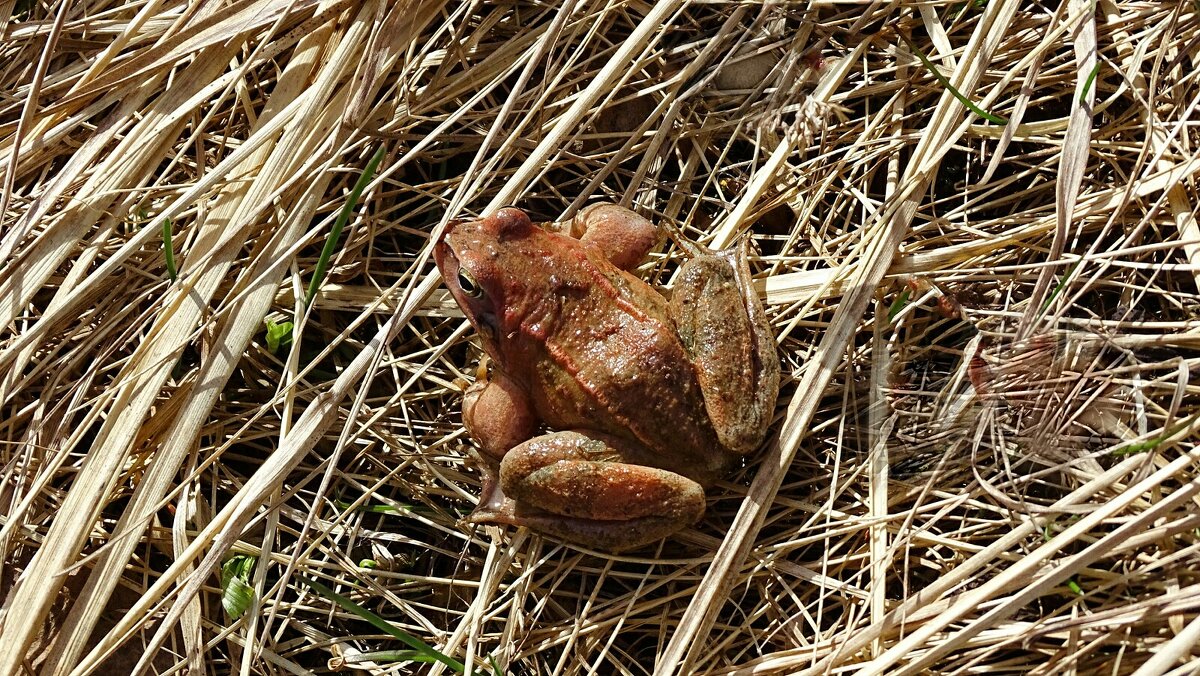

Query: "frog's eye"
<box><xmin>457</xmin><ymin>269</ymin><xmax>483</xmax><ymax>298</ymax></box>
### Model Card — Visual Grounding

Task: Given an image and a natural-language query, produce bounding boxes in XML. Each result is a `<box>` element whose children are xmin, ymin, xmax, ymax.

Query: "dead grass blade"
<box><xmin>659</xmin><ymin>2</ymin><xmax>1022</xmax><ymax>670</ymax></box>
<box><xmin>1019</xmin><ymin>0</ymin><xmax>1096</xmax><ymax>336</ymax></box>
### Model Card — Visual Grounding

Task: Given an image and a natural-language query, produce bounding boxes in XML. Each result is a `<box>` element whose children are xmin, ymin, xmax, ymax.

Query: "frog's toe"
<box><xmin>467</xmin><ymin>462</ymin><xmax>517</xmax><ymax>525</ymax></box>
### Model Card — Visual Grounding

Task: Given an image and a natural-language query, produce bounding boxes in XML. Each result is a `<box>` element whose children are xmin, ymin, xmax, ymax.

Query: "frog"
<box><xmin>433</xmin><ymin>203</ymin><xmax>779</xmax><ymax>551</ymax></box>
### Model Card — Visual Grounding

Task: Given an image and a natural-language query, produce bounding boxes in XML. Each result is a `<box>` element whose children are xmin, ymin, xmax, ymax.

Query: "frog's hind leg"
<box><xmin>498</xmin><ymin>512</ymin><xmax>699</xmax><ymax>553</ymax></box>
<box><xmin>567</xmin><ymin>203</ymin><xmax>662</xmax><ymax>272</ymax></box>
<box><xmin>469</xmin><ymin>430</ymin><xmax>706</xmax><ymax>551</ymax></box>
<box><xmin>671</xmin><ymin>239</ymin><xmax>780</xmax><ymax>455</ymax></box>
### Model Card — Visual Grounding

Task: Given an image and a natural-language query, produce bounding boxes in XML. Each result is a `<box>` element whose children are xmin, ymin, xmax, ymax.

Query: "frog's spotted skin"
<box><xmin>434</xmin><ymin>205</ymin><xmax>779</xmax><ymax>551</ymax></box>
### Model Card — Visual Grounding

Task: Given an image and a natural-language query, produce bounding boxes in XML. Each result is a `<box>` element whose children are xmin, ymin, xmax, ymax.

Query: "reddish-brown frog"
<box><xmin>434</xmin><ymin>204</ymin><xmax>779</xmax><ymax>551</ymax></box>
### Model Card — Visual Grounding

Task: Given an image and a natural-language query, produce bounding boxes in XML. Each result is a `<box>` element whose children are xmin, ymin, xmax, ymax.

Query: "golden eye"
<box><xmin>458</xmin><ymin>269</ymin><xmax>482</xmax><ymax>297</ymax></box>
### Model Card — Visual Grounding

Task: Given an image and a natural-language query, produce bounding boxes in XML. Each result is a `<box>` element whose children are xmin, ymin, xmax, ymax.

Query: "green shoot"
<box><xmin>220</xmin><ymin>555</ymin><xmax>257</xmax><ymax>620</ymax></box>
<box><xmin>264</xmin><ymin>318</ymin><xmax>294</xmax><ymax>353</ymax></box>
<box><xmin>888</xmin><ymin>289</ymin><xmax>912</xmax><ymax>322</ymax></box>
<box><xmin>299</xmin><ymin>575</ymin><xmax>472</xmax><ymax>673</ymax></box>
<box><xmin>305</xmin><ymin>145</ymin><xmax>386</xmax><ymax>309</ymax></box>
<box><xmin>899</xmin><ymin>33</ymin><xmax>1008</xmax><ymax>125</ymax></box>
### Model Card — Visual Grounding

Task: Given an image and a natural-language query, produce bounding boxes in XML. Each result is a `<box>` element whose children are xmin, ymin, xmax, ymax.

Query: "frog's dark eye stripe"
<box><xmin>458</xmin><ymin>269</ymin><xmax>482</xmax><ymax>297</ymax></box>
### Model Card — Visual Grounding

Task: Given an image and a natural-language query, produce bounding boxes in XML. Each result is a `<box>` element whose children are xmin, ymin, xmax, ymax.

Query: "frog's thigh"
<box><xmin>569</xmin><ymin>203</ymin><xmax>660</xmax><ymax>271</ymax></box>
<box><xmin>672</xmin><ymin>254</ymin><xmax>768</xmax><ymax>454</ymax></box>
<box><xmin>499</xmin><ymin>430</ymin><xmax>705</xmax><ymax>524</ymax></box>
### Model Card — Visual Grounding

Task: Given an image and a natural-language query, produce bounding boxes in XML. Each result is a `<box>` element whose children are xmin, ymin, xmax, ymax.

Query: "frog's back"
<box><xmin>519</xmin><ymin>244</ymin><xmax>729</xmax><ymax>483</ymax></box>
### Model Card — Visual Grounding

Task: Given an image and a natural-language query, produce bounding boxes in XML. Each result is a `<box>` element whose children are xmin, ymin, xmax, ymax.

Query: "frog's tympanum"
<box><xmin>434</xmin><ymin>204</ymin><xmax>779</xmax><ymax>551</ymax></box>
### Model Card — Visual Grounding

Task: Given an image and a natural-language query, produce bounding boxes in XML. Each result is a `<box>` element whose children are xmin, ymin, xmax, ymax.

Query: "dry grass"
<box><xmin>3</xmin><ymin>0</ymin><xmax>1200</xmax><ymax>674</ymax></box>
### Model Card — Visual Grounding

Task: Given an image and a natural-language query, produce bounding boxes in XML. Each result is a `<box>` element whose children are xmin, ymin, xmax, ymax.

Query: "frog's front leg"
<box><xmin>470</xmin><ymin>430</ymin><xmax>706</xmax><ymax>552</ymax></box>
<box><xmin>460</xmin><ymin>366</ymin><xmax>539</xmax><ymax>522</ymax></box>
<box><xmin>462</xmin><ymin>365</ymin><xmax>537</xmax><ymax>460</ymax></box>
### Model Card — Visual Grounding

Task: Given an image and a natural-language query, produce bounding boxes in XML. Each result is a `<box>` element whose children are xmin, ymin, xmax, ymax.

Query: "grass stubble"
<box><xmin>2</xmin><ymin>0</ymin><xmax>1200</xmax><ymax>674</ymax></box>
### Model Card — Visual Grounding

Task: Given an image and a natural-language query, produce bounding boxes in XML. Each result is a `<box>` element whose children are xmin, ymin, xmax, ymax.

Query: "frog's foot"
<box><xmin>568</xmin><ymin>203</ymin><xmax>662</xmax><ymax>272</ymax></box>
<box><xmin>467</xmin><ymin>450</ymin><xmax>516</xmax><ymax>523</ymax></box>
<box><xmin>474</xmin><ymin>430</ymin><xmax>706</xmax><ymax>551</ymax></box>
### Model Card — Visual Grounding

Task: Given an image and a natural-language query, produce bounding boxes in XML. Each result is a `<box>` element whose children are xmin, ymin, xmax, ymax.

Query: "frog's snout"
<box><xmin>435</xmin><ymin>214</ymin><xmax>478</xmax><ymax>272</ymax></box>
<box><xmin>435</xmin><ymin>217</ymin><xmax>466</xmax><ymax>250</ymax></box>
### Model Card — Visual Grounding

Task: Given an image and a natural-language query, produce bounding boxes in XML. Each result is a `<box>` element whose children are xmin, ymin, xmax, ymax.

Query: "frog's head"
<box><xmin>434</xmin><ymin>207</ymin><xmax>539</xmax><ymax>355</ymax></box>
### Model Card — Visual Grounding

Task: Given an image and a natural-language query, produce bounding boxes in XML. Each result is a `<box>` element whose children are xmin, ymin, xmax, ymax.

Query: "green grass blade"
<box><xmin>1111</xmin><ymin>412</ymin><xmax>1200</xmax><ymax>457</ymax></box>
<box><xmin>1079</xmin><ymin>61</ymin><xmax>1100</xmax><ymax>105</ymax></box>
<box><xmin>304</xmin><ymin>145</ymin><xmax>386</xmax><ymax>309</ymax></box>
<box><xmin>299</xmin><ymin>575</ymin><xmax>468</xmax><ymax>673</ymax></box>
<box><xmin>900</xmin><ymin>33</ymin><xmax>1008</xmax><ymax>125</ymax></box>
<box><xmin>162</xmin><ymin>217</ymin><xmax>177</xmax><ymax>281</ymax></box>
